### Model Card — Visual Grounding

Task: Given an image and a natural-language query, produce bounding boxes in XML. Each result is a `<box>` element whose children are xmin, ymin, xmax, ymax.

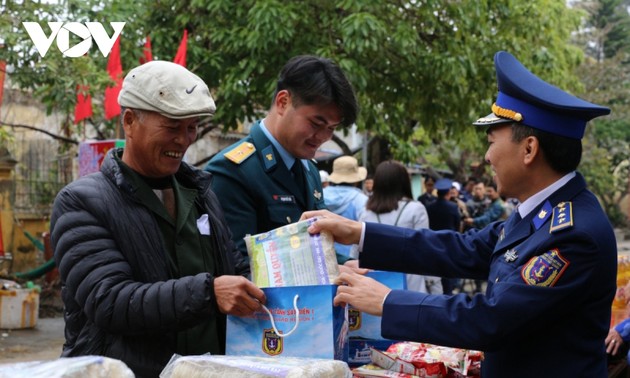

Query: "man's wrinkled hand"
<box><xmin>214</xmin><ymin>275</ymin><xmax>266</xmax><ymax>316</ymax></box>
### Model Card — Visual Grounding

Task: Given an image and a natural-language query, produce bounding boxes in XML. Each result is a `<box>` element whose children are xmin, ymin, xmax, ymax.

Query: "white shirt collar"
<box><xmin>517</xmin><ymin>171</ymin><xmax>576</xmax><ymax>218</ymax></box>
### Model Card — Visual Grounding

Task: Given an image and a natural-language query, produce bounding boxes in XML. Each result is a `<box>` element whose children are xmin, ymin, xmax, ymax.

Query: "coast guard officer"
<box><xmin>205</xmin><ymin>55</ymin><xmax>358</xmax><ymax>265</ymax></box>
<box><xmin>301</xmin><ymin>51</ymin><xmax>616</xmax><ymax>377</ymax></box>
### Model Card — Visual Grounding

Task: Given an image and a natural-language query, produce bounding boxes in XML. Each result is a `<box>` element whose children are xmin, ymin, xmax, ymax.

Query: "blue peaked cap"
<box><xmin>473</xmin><ymin>51</ymin><xmax>610</xmax><ymax>139</ymax></box>
<box><xmin>435</xmin><ymin>178</ymin><xmax>452</xmax><ymax>191</ymax></box>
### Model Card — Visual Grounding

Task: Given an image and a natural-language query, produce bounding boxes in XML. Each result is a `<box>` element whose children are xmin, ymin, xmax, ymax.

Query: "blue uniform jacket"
<box><xmin>360</xmin><ymin>173</ymin><xmax>616</xmax><ymax>377</ymax></box>
<box><xmin>206</xmin><ymin>121</ymin><xmax>337</xmax><ymax>260</ymax></box>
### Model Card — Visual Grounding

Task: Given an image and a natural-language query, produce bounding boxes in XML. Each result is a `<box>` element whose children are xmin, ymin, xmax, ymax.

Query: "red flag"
<box><xmin>140</xmin><ymin>36</ymin><xmax>153</xmax><ymax>64</ymax></box>
<box><xmin>104</xmin><ymin>36</ymin><xmax>123</xmax><ymax>120</ymax></box>
<box><xmin>0</xmin><ymin>60</ymin><xmax>6</xmax><ymax>113</ymax></box>
<box><xmin>173</xmin><ymin>29</ymin><xmax>188</xmax><ymax>67</ymax></box>
<box><xmin>74</xmin><ymin>85</ymin><xmax>93</xmax><ymax>124</ymax></box>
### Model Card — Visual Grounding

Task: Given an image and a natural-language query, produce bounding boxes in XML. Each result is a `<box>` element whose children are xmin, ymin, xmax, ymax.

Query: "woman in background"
<box><xmin>359</xmin><ymin>160</ymin><xmax>442</xmax><ymax>294</ymax></box>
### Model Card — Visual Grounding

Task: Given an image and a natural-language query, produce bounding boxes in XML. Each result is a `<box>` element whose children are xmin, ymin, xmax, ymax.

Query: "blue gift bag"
<box><xmin>226</xmin><ymin>285</ymin><xmax>348</xmax><ymax>361</ymax></box>
<box><xmin>348</xmin><ymin>271</ymin><xmax>406</xmax><ymax>340</ymax></box>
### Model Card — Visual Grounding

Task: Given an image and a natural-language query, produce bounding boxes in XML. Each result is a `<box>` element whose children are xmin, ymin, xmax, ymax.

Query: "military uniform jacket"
<box><xmin>206</xmin><ymin>121</ymin><xmax>329</xmax><ymax>259</ymax></box>
<box><xmin>360</xmin><ymin>173</ymin><xmax>616</xmax><ymax>377</ymax></box>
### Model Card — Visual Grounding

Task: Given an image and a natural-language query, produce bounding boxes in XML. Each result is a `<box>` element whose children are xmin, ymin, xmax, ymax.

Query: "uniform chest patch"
<box><xmin>521</xmin><ymin>248</ymin><xmax>569</xmax><ymax>287</ymax></box>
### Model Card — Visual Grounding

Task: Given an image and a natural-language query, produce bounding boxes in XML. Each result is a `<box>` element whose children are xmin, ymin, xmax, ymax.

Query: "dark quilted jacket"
<box><xmin>51</xmin><ymin>148</ymin><xmax>249</xmax><ymax>377</ymax></box>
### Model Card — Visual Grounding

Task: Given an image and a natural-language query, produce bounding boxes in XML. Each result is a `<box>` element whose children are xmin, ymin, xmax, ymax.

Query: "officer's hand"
<box><xmin>339</xmin><ymin>260</ymin><xmax>369</xmax><ymax>275</ymax></box>
<box><xmin>333</xmin><ymin>272</ymin><xmax>391</xmax><ymax>316</ymax></box>
<box><xmin>214</xmin><ymin>275</ymin><xmax>266</xmax><ymax>316</ymax></box>
<box><xmin>605</xmin><ymin>328</ymin><xmax>624</xmax><ymax>355</ymax></box>
<box><xmin>300</xmin><ymin>210</ymin><xmax>363</xmax><ymax>245</ymax></box>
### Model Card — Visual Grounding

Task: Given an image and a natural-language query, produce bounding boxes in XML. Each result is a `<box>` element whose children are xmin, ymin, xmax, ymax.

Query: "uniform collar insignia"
<box><xmin>261</xmin><ymin>145</ymin><xmax>277</xmax><ymax>170</ymax></box>
<box><xmin>532</xmin><ymin>200</ymin><xmax>553</xmax><ymax>230</ymax></box>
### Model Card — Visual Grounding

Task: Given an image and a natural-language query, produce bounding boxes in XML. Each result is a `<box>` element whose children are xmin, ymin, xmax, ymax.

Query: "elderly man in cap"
<box><xmin>301</xmin><ymin>51</ymin><xmax>616</xmax><ymax>377</ymax></box>
<box><xmin>323</xmin><ymin>155</ymin><xmax>369</xmax><ymax>257</ymax></box>
<box><xmin>51</xmin><ymin>61</ymin><xmax>265</xmax><ymax>378</ymax></box>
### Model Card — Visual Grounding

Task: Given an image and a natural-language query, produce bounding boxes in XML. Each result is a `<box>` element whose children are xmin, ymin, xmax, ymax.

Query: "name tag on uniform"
<box><xmin>272</xmin><ymin>194</ymin><xmax>296</xmax><ymax>203</ymax></box>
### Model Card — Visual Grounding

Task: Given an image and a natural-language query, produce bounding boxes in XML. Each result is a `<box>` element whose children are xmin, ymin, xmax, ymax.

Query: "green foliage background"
<box><xmin>1</xmin><ymin>0</ymin><xmax>629</xmax><ymax>225</ymax></box>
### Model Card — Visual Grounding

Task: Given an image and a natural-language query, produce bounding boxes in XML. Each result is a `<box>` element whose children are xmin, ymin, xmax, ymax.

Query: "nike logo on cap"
<box><xmin>185</xmin><ymin>85</ymin><xmax>197</xmax><ymax>94</ymax></box>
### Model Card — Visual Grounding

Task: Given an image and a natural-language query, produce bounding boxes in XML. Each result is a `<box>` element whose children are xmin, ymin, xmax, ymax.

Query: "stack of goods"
<box><xmin>352</xmin><ymin>342</ymin><xmax>482</xmax><ymax>378</ymax></box>
<box><xmin>160</xmin><ymin>354</ymin><xmax>352</xmax><ymax>378</ymax></box>
<box><xmin>0</xmin><ymin>356</ymin><xmax>134</xmax><ymax>378</ymax></box>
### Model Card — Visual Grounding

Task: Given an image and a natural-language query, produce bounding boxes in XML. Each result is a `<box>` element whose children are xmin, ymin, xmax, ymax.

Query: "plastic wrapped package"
<box><xmin>245</xmin><ymin>218</ymin><xmax>339</xmax><ymax>288</ymax></box>
<box><xmin>160</xmin><ymin>354</ymin><xmax>352</xmax><ymax>378</ymax></box>
<box><xmin>0</xmin><ymin>355</ymin><xmax>134</xmax><ymax>378</ymax></box>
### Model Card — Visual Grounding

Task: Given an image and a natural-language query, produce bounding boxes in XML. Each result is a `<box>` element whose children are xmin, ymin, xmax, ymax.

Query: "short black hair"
<box><xmin>511</xmin><ymin>124</ymin><xmax>582</xmax><ymax>173</ymax></box>
<box><xmin>274</xmin><ymin>55</ymin><xmax>358</xmax><ymax>127</ymax></box>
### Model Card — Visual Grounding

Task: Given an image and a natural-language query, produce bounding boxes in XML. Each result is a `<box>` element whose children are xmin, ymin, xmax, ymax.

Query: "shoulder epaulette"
<box><xmin>224</xmin><ymin>142</ymin><xmax>256</xmax><ymax>164</ymax></box>
<box><xmin>549</xmin><ymin>201</ymin><xmax>573</xmax><ymax>233</ymax></box>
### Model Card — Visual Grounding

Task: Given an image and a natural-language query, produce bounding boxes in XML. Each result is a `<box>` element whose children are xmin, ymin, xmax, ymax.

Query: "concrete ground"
<box><xmin>0</xmin><ymin>316</ymin><xmax>64</xmax><ymax>365</ymax></box>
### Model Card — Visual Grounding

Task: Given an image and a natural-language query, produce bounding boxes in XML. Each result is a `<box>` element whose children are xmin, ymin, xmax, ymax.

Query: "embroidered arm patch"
<box><xmin>521</xmin><ymin>248</ymin><xmax>569</xmax><ymax>287</ymax></box>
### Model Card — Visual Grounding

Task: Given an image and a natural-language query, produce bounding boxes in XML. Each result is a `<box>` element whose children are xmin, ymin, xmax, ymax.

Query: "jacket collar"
<box><xmin>495</xmin><ymin>172</ymin><xmax>587</xmax><ymax>251</ymax></box>
<box><xmin>102</xmin><ymin>148</ymin><xmax>211</xmax><ymax>196</ymax></box>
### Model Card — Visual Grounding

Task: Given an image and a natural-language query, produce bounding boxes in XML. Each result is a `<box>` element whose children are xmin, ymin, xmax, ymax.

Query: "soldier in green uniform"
<box><xmin>205</xmin><ymin>55</ymin><xmax>359</xmax><ymax>266</ymax></box>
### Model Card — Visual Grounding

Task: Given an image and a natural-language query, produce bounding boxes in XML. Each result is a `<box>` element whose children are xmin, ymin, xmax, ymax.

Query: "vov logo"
<box><xmin>22</xmin><ymin>22</ymin><xmax>126</xmax><ymax>58</ymax></box>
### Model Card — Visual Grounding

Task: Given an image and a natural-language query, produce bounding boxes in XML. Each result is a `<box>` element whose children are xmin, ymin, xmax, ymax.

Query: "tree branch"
<box><xmin>1</xmin><ymin>121</ymin><xmax>79</xmax><ymax>144</ymax></box>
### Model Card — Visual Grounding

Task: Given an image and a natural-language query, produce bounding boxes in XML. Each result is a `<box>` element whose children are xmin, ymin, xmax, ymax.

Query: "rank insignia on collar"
<box><xmin>261</xmin><ymin>146</ymin><xmax>277</xmax><ymax>170</ymax></box>
<box><xmin>533</xmin><ymin>200</ymin><xmax>553</xmax><ymax>230</ymax></box>
<box><xmin>504</xmin><ymin>249</ymin><xmax>518</xmax><ymax>262</ymax></box>
<box><xmin>549</xmin><ymin>201</ymin><xmax>573</xmax><ymax>233</ymax></box>
<box><xmin>499</xmin><ymin>228</ymin><xmax>505</xmax><ymax>241</ymax></box>
<box><xmin>313</xmin><ymin>189</ymin><xmax>322</xmax><ymax>200</ymax></box>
